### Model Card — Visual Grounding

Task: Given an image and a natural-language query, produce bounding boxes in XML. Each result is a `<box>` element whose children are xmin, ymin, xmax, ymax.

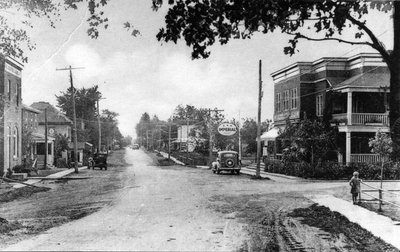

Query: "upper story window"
<box><xmin>6</xmin><ymin>79</ymin><xmax>11</xmax><ymax>101</ymax></box>
<box><xmin>276</xmin><ymin>93</ymin><xmax>281</xmax><ymax>112</ymax></box>
<box><xmin>316</xmin><ymin>94</ymin><xmax>323</xmax><ymax>116</ymax></box>
<box><xmin>291</xmin><ymin>88</ymin><xmax>298</xmax><ymax>109</ymax></box>
<box><xmin>284</xmin><ymin>90</ymin><xmax>290</xmax><ymax>111</ymax></box>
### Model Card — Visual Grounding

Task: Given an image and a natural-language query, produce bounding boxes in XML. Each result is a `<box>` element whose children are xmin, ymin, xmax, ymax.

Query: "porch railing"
<box><xmin>350</xmin><ymin>154</ymin><xmax>387</xmax><ymax>164</ymax></box>
<box><xmin>332</xmin><ymin>113</ymin><xmax>388</xmax><ymax>126</ymax></box>
<box><xmin>352</xmin><ymin>113</ymin><xmax>388</xmax><ymax>125</ymax></box>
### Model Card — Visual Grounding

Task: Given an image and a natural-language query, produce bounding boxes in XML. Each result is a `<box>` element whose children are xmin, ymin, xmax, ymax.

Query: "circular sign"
<box><xmin>217</xmin><ymin>123</ymin><xmax>237</xmax><ymax>136</ymax></box>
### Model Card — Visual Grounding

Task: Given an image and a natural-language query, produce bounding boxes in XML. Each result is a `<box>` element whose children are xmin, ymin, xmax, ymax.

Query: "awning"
<box><xmin>260</xmin><ymin>128</ymin><xmax>279</xmax><ymax>141</ymax></box>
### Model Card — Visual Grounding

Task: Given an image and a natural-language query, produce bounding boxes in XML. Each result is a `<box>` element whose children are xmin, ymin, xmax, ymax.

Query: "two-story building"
<box><xmin>264</xmin><ymin>53</ymin><xmax>389</xmax><ymax>165</ymax></box>
<box><xmin>0</xmin><ymin>55</ymin><xmax>23</xmax><ymax>175</ymax></box>
<box><xmin>30</xmin><ymin>101</ymin><xmax>73</xmax><ymax>166</ymax></box>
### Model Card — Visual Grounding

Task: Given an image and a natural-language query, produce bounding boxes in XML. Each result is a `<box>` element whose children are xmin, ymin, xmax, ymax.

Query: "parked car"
<box><xmin>89</xmin><ymin>152</ymin><xmax>108</xmax><ymax>170</ymax></box>
<box><xmin>212</xmin><ymin>151</ymin><xmax>240</xmax><ymax>175</ymax></box>
<box><xmin>132</xmin><ymin>144</ymin><xmax>140</xmax><ymax>150</ymax></box>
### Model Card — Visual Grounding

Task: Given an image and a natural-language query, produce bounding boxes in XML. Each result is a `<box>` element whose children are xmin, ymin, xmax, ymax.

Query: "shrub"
<box><xmin>263</xmin><ymin>159</ymin><xmax>400</xmax><ymax>180</ymax></box>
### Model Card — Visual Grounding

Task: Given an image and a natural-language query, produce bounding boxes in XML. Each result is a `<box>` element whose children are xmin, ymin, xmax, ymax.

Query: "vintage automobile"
<box><xmin>212</xmin><ymin>151</ymin><xmax>240</xmax><ymax>175</ymax></box>
<box><xmin>88</xmin><ymin>152</ymin><xmax>108</xmax><ymax>170</ymax></box>
<box><xmin>132</xmin><ymin>144</ymin><xmax>140</xmax><ymax>150</ymax></box>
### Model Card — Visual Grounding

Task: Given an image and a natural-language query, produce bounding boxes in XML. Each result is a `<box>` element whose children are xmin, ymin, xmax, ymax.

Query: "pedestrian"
<box><xmin>349</xmin><ymin>171</ymin><xmax>362</xmax><ymax>204</ymax></box>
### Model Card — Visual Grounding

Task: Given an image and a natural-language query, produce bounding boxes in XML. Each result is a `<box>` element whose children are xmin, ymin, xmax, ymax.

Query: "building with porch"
<box><xmin>30</xmin><ymin>101</ymin><xmax>72</xmax><ymax>166</ymax></box>
<box><xmin>265</xmin><ymin>53</ymin><xmax>389</xmax><ymax>165</ymax></box>
<box><xmin>22</xmin><ymin>104</ymin><xmax>55</xmax><ymax>168</ymax></box>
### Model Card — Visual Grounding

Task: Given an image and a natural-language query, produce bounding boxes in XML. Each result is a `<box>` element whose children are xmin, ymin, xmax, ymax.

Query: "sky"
<box><xmin>11</xmin><ymin>1</ymin><xmax>394</xmax><ymax>137</ymax></box>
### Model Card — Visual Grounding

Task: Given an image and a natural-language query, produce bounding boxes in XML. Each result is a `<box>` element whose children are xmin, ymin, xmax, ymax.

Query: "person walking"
<box><xmin>350</xmin><ymin>171</ymin><xmax>362</xmax><ymax>204</ymax></box>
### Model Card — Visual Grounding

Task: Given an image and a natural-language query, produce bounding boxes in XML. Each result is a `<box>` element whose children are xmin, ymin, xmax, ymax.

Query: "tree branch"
<box><xmin>345</xmin><ymin>14</ymin><xmax>391</xmax><ymax>64</ymax></box>
<box><xmin>288</xmin><ymin>32</ymin><xmax>373</xmax><ymax>47</ymax></box>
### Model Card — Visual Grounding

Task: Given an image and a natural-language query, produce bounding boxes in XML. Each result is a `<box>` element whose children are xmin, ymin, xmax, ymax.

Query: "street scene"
<box><xmin>1</xmin><ymin>0</ymin><xmax>400</xmax><ymax>251</ymax></box>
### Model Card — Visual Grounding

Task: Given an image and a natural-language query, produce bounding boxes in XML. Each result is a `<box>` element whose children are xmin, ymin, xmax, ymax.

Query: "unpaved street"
<box><xmin>1</xmin><ymin>149</ymin><xmax>396</xmax><ymax>251</ymax></box>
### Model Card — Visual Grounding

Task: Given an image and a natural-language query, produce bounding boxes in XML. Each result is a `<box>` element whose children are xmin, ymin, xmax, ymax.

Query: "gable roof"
<box><xmin>30</xmin><ymin>102</ymin><xmax>72</xmax><ymax>125</ymax></box>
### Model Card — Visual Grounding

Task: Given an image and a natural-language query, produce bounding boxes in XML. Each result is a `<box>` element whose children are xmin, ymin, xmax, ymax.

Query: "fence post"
<box><xmin>378</xmin><ymin>189</ymin><xmax>383</xmax><ymax>212</ymax></box>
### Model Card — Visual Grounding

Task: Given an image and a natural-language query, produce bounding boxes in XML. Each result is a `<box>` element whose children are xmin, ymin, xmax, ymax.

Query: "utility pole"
<box><xmin>146</xmin><ymin>130</ymin><xmax>149</xmax><ymax>150</ymax></box>
<box><xmin>238</xmin><ymin>110</ymin><xmax>242</xmax><ymax>167</ymax></box>
<box><xmin>57</xmin><ymin>66</ymin><xmax>84</xmax><ymax>173</ymax></box>
<box><xmin>186</xmin><ymin>118</ymin><xmax>189</xmax><ymax>164</ymax></box>
<box><xmin>97</xmin><ymin>99</ymin><xmax>101</xmax><ymax>153</ymax></box>
<box><xmin>168</xmin><ymin>123</ymin><xmax>171</xmax><ymax>161</ymax></box>
<box><xmin>44</xmin><ymin>108</ymin><xmax>48</xmax><ymax>170</ymax></box>
<box><xmin>207</xmin><ymin>108</ymin><xmax>224</xmax><ymax>168</ymax></box>
<box><xmin>256</xmin><ymin>60</ymin><xmax>263</xmax><ymax>178</ymax></box>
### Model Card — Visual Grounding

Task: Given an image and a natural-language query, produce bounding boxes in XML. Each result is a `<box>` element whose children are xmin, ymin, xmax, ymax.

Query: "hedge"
<box><xmin>263</xmin><ymin>159</ymin><xmax>400</xmax><ymax>180</ymax></box>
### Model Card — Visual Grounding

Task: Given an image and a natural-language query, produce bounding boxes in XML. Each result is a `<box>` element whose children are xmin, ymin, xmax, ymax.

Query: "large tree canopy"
<box><xmin>155</xmin><ymin>0</ymin><xmax>392</xmax><ymax>60</ymax></box>
<box><xmin>0</xmin><ymin>0</ymin><xmax>140</xmax><ymax>62</ymax></box>
<box><xmin>155</xmin><ymin>1</ymin><xmax>400</xmax><ymax>146</ymax></box>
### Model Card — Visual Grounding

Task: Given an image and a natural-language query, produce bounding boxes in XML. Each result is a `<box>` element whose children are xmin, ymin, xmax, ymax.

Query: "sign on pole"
<box><xmin>217</xmin><ymin>123</ymin><xmax>237</xmax><ymax>136</ymax></box>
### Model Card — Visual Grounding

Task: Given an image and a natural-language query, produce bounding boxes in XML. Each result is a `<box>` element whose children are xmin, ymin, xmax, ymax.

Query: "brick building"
<box><xmin>263</xmin><ymin>53</ymin><xmax>389</xmax><ymax>164</ymax></box>
<box><xmin>0</xmin><ymin>55</ymin><xmax>23</xmax><ymax>175</ymax></box>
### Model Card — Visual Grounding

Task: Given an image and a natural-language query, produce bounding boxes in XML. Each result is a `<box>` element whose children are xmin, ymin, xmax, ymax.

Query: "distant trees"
<box><xmin>136</xmin><ymin>104</ymin><xmax>260</xmax><ymax>154</ymax></box>
<box><xmin>56</xmin><ymin>85</ymin><xmax>123</xmax><ymax>151</ymax></box>
<box><xmin>240</xmin><ymin>118</ymin><xmax>271</xmax><ymax>155</ymax></box>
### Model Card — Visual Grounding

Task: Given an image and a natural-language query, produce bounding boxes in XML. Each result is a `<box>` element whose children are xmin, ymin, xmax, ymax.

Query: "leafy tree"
<box><xmin>0</xmin><ymin>0</ymin><xmax>122</xmax><ymax>62</ymax></box>
<box><xmin>369</xmin><ymin>131</ymin><xmax>393</xmax><ymax>187</ymax></box>
<box><xmin>240</xmin><ymin>118</ymin><xmax>271</xmax><ymax>155</ymax></box>
<box><xmin>101</xmin><ymin>109</ymin><xmax>121</xmax><ymax>150</ymax></box>
<box><xmin>56</xmin><ymin>85</ymin><xmax>101</xmax><ymax>147</ymax></box>
<box><xmin>279</xmin><ymin>119</ymin><xmax>337</xmax><ymax>166</ymax></box>
<box><xmin>54</xmin><ymin>133</ymin><xmax>69</xmax><ymax>158</ymax></box>
<box><xmin>154</xmin><ymin>1</ymin><xmax>400</xmax><ymax>143</ymax></box>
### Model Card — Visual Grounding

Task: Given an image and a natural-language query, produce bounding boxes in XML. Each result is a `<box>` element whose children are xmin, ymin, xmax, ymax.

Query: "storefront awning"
<box><xmin>260</xmin><ymin>128</ymin><xmax>279</xmax><ymax>141</ymax></box>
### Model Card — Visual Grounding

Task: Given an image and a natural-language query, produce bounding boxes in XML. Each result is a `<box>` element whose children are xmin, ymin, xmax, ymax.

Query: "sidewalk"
<box><xmin>12</xmin><ymin>167</ymin><xmax>88</xmax><ymax>189</ymax></box>
<box><xmin>310</xmin><ymin>194</ymin><xmax>400</xmax><ymax>250</ymax></box>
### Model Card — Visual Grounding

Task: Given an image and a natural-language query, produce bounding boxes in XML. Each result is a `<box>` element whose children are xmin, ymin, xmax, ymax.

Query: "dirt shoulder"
<box><xmin>208</xmin><ymin>188</ymin><xmax>398</xmax><ymax>251</ymax></box>
<box><xmin>0</xmin><ymin>149</ymin><xmax>129</xmax><ymax>249</ymax></box>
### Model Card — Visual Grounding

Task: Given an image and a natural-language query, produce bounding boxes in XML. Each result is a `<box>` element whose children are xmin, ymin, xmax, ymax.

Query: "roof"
<box><xmin>334</xmin><ymin>72</ymin><xmax>390</xmax><ymax>89</ymax></box>
<box><xmin>22</xmin><ymin>104</ymin><xmax>41</xmax><ymax>114</ymax></box>
<box><xmin>30</xmin><ymin>102</ymin><xmax>72</xmax><ymax>125</ymax></box>
<box><xmin>31</xmin><ymin>132</ymin><xmax>55</xmax><ymax>141</ymax></box>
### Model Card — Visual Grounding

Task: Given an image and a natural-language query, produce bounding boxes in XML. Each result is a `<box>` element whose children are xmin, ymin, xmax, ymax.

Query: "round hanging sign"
<box><xmin>217</xmin><ymin>123</ymin><xmax>237</xmax><ymax>136</ymax></box>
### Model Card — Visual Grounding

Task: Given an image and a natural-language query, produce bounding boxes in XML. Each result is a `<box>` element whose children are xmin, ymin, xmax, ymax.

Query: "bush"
<box><xmin>263</xmin><ymin>159</ymin><xmax>400</xmax><ymax>180</ymax></box>
<box><xmin>12</xmin><ymin>164</ymin><xmax>32</xmax><ymax>174</ymax></box>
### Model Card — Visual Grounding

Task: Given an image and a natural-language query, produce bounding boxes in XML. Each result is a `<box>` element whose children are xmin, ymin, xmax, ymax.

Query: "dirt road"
<box><xmin>1</xmin><ymin>149</ymin><xmax>397</xmax><ymax>251</ymax></box>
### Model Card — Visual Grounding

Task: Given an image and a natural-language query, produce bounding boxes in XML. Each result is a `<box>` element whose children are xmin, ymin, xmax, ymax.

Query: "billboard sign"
<box><xmin>217</xmin><ymin>123</ymin><xmax>237</xmax><ymax>136</ymax></box>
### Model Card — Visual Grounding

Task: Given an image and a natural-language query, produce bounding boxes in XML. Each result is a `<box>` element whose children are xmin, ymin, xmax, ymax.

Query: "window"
<box><xmin>284</xmin><ymin>90</ymin><xmax>290</xmax><ymax>111</ymax></box>
<box><xmin>13</xmin><ymin>127</ymin><xmax>18</xmax><ymax>158</ymax></box>
<box><xmin>291</xmin><ymin>88</ymin><xmax>298</xmax><ymax>109</ymax></box>
<box><xmin>7</xmin><ymin>80</ymin><xmax>11</xmax><ymax>101</ymax></box>
<box><xmin>276</xmin><ymin>93</ymin><xmax>281</xmax><ymax>112</ymax></box>
<box><xmin>16</xmin><ymin>84</ymin><xmax>20</xmax><ymax>106</ymax></box>
<box><xmin>316</xmin><ymin>95</ymin><xmax>323</xmax><ymax>116</ymax></box>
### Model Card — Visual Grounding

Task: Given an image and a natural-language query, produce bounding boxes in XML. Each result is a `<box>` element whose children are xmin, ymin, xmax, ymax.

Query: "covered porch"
<box><xmin>337</xmin><ymin>131</ymin><xmax>388</xmax><ymax>165</ymax></box>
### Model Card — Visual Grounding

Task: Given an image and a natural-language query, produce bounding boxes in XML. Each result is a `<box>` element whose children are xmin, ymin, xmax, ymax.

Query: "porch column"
<box><xmin>346</xmin><ymin>132</ymin><xmax>351</xmax><ymax>165</ymax></box>
<box><xmin>347</xmin><ymin>91</ymin><xmax>352</xmax><ymax>125</ymax></box>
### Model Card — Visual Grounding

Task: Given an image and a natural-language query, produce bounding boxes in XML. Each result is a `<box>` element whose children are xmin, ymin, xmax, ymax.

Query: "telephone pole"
<box><xmin>44</xmin><ymin>108</ymin><xmax>48</xmax><ymax>170</ymax></box>
<box><xmin>97</xmin><ymin>99</ymin><xmax>101</xmax><ymax>153</ymax></box>
<box><xmin>256</xmin><ymin>60</ymin><xmax>263</xmax><ymax>178</ymax></box>
<box><xmin>207</xmin><ymin>108</ymin><xmax>224</xmax><ymax>168</ymax></box>
<box><xmin>56</xmin><ymin>66</ymin><xmax>84</xmax><ymax>173</ymax></box>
